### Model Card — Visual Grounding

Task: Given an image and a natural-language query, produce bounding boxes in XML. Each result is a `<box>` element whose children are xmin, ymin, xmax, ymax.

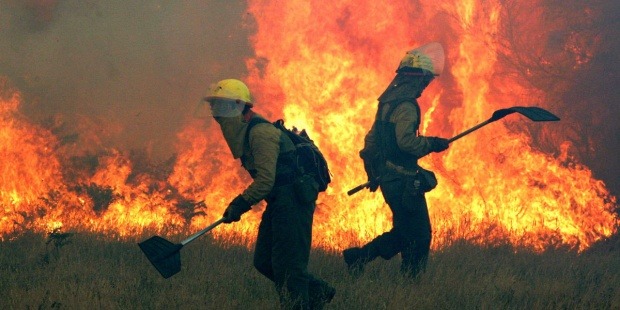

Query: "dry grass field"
<box><xmin>1</xmin><ymin>231</ymin><xmax>618</xmax><ymax>309</ymax></box>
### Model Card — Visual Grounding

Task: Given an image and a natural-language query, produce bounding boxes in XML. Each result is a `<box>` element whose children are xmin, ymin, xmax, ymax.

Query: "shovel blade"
<box><xmin>138</xmin><ymin>236</ymin><xmax>183</xmax><ymax>279</ymax></box>
<box><xmin>490</xmin><ymin>106</ymin><xmax>560</xmax><ymax>122</ymax></box>
<box><xmin>508</xmin><ymin>106</ymin><xmax>560</xmax><ymax>122</ymax></box>
<box><xmin>489</xmin><ymin>108</ymin><xmax>517</xmax><ymax>121</ymax></box>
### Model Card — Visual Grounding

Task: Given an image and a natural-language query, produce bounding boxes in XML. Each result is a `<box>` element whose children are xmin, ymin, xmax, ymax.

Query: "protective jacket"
<box><xmin>360</xmin><ymin>73</ymin><xmax>436</xmax><ymax>173</ymax></box>
<box><xmin>238</xmin><ymin>115</ymin><xmax>296</xmax><ymax>205</ymax></box>
<box><xmin>361</xmin><ymin>100</ymin><xmax>436</xmax><ymax>173</ymax></box>
<box><xmin>215</xmin><ymin>113</ymin><xmax>296</xmax><ymax>205</ymax></box>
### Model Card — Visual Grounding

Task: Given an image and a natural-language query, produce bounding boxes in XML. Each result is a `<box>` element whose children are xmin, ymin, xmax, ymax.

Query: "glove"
<box><xmin>428</xmin><ymin>137</ymin><xmax>450</xmax><ymax>153</ymax></box>
<box><xmin>222</xmin><ymin>195</ymin><xmax>252</xmax><ymax>223</ymax></box>
<box><xmin>368</xmin><ymin>177</ymin><xmax>380</xmax><ymax>192</ymax></box>
<box><xmin>363</xmin><ymin>160</ymin><xmax>380</xmax><ymax>192</ymax></box>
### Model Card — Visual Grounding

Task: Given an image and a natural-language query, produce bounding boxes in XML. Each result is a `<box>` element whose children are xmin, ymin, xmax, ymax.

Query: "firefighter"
<box><xmin>204</xmin><ymin>79</ymin><xmax>335</xmax><ymax>309</ymax></box>
<box><xmin>343</xmin><ymin>43</ymin><xmax>450</xmax><ymax>278</ymax></box>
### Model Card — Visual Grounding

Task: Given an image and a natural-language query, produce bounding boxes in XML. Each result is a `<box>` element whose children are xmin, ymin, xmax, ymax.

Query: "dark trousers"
<box><xmin>253</xmin><ymin>184</ymin><xmax>327</xmax><ymax>309</ymax></box>
<box><xmin>365</xmin><ymin>175</ymin><xmax>433</xmax><ymax>275</ymax></box>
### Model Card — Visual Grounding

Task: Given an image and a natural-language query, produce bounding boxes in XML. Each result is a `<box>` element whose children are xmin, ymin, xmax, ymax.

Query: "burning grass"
<box><xmin>1</xmin><ymin>231</ymin><xmax>618</xmax><ymax>309</ymax></box>
<box><xmin>1</xmin><ymin>2</ymin><xmax>619</xmax><ymax>306</ymax></box>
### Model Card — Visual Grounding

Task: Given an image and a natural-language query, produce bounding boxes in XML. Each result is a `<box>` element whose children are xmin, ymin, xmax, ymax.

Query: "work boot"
<box><xmin>343</xmin><ymin>247</ymin><xmax>368</xmax><ymax>276</ymax></box>
<box><xmin>309</xmin><ymin>281</ymin><xmax>336</xmax><ymax>310</ymax></box>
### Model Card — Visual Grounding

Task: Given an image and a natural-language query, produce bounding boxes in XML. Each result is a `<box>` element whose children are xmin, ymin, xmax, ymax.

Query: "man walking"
<box><xmin>204</xmin><ymin>79</ymin><xmax>335</xmax><ymax>309</ymax></box>
<box><xmin>343</xmin><ymin>43</ymin><xmax>450</xmax><ymax>278</ymax></box>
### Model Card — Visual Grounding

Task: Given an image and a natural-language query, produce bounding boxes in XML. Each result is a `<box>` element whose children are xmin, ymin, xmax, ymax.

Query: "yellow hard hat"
<box><xmin>396</xmin><ymin>42</ymin><xmax>445</xmax><ymax>76</ymax></box>
<box><xmin>204</xmin><ymin>79</ymin><xmax>252</xmax><ymax>105</ymax></box>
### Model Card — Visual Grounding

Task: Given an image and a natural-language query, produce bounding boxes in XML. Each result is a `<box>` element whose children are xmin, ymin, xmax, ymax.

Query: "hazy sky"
<box><xmin>0</xmin><ymin>0</ymin><xmax>253</xmax><ymax>160</ymax></box>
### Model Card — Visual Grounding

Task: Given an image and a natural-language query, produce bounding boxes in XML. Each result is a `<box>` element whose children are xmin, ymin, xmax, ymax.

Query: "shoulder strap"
<box><xmin>244</xmin><ymin>116</ymin><xmax>299</xmax><ymax>181</ymax></box>
<box><xmin>377</xmin><ymin>100</ymin><xmax>407</xmax><ymax>154</ymax></box>
<box><xmin>244</xmin><ymin>116</ymin><xmax>271</xmax><ymax>145</ymax></box>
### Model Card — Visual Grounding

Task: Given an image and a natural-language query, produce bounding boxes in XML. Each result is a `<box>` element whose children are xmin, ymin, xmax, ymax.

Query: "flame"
<box><xmin>239</xmin><ymin>0</ymin><xmax>618</xmax><ymax>252</ymax></box>
<box><xmin>1</xmin><ymin>1</ymin><xmax>618</xmax><ymax>252</ymax></box>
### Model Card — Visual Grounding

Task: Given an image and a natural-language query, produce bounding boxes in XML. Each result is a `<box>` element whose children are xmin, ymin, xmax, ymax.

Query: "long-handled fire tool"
<box><xmin>347</xmin><ymin>106</ymin><xmax>560</xmax><ymax>196</ymax></box>
<box><xmin>138</xmin><ymin>217</ymin><xmax>226</xmax><ymax>278</ymax></box>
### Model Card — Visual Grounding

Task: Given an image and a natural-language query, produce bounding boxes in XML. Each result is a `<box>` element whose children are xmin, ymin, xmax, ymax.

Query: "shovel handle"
<box><xmin>346</xmin><ymin>120</ymin><xmax>491</xmax><ymax>196</ymax></box>
<box><xmin>448</xmin><ymin>119</ymin><xmax>492</xmax><ymax>143</ymax></box>
<box><xmin>181</xmin><ymin>217</ymin><xmax>226</xmax><ymax>245</ymax></box>
<box><xmin>346</xmin><ymin>106</ymin><xmax>558</xmax><ymax>196</ymax></box>
<box><xmin>347</xmin><ymin>182</ymin><xmax>370</xmax><ymax>196</ymax></box>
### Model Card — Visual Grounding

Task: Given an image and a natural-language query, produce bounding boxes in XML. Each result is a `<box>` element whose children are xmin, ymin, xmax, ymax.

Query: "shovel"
<box><xmin>138</xmin><ymin>217</ymin><xmax>226</xmax><ymax>278</ymax></box>
<box><xmin>347</xmin><ymin>106</ymin><xmax>560</xmax><ymax>196</ymax></box>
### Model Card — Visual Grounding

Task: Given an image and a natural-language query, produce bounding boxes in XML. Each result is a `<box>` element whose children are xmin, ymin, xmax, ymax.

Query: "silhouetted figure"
<box><xmin>205</xmin><ymin>79</ymin><xmax>335</xmax><ymax>309</ymax></box>
<box><xmin>343</xmin><ymin>43</ymin><xmax>449</xmax><ymax>278</ymax></box>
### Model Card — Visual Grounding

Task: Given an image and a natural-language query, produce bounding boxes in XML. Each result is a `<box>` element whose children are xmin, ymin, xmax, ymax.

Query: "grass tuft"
<box><xmin>1</xmin><ymin>232</ymin><xmax>618</xmax><ymax>309</ymax></box>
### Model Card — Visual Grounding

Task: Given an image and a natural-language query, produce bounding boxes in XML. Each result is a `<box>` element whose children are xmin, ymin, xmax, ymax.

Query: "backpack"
<box><xmin>246</xmin><ymin>117</ymin><xmax>332</xmax><ymax>192</ymax></box>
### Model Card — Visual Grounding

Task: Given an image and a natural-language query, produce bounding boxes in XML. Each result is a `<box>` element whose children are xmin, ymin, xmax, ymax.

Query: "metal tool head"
<box><xmin>490</xmin><ymin>106</ymin><xmax>560</xmax><ymax>122</ymax></box>
<box><xmin>138</xmin><ymin>236</ymin><xmax>183</xmax><ymax>279</ymax></box>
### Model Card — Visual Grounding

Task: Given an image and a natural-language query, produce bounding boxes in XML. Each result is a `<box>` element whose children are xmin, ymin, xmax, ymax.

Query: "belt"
<box><xmin>385</xmin><ymin>161</ymin><xmax>419</xmax><ymax>176</ymax></box>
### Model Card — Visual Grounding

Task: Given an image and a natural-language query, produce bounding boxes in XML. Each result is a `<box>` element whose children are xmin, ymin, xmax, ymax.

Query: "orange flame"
<box><xmin>237</xmin><ymin>0</ymin><xmax>618</xmax><ymax>251</ymax></box>
<box><xmin>1</xmin><ymin>1</ymin><xmax>618</xmax><ymax>253</ymax></box>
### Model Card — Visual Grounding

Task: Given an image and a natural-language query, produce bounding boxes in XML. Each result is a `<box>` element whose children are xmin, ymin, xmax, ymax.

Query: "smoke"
<box><xmin>0</xmin><ymin>0</ymin><xmax>254</xmax><ymax>160</ymax></box>
<box><xmin>537</xmin><ymin>0</ymin><xmax>620</xmax><ymax>199</ymax></box>
<box><xmin>0</xmin><ymin>0</ymin><xmax>618</xmax><ymax>199</ymax></box>
<box><xmin>487</xmin><ymin>0</ymin><xmax>620</xmax><ymax>198</ymax></box>
<box><xmin>575</xmin><ymin>0</ymin><xmax>620</xmax><ymax>200</ymax></box>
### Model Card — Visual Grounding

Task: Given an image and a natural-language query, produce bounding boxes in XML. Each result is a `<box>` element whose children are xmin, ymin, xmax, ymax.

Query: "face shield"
<box><xmin>397</xmin><ymin>42</ymin><xmax>445</xmax><ymax>76</ymax></box>
<box><xmin>204</xmin><ymin>98</ymin><xmax>245</xmax><ymax>118</ymax></box>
